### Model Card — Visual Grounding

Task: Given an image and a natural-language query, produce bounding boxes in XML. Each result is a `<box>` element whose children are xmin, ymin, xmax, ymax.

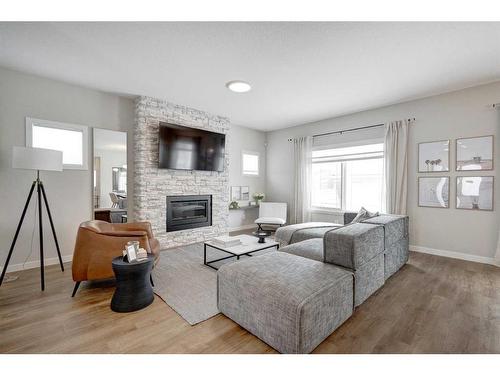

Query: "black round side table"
<box><xmin>111</xmin><ymin>254</ymin><xmax>154</xmax><ymax>313</ymax></box>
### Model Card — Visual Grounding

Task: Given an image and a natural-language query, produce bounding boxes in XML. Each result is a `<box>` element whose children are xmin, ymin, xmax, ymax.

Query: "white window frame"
<box><xmin>25</xmin><ymin>117</ymin><xmax>89</xmax><ymax>170</ymax></box>
<box><xmin>241</xmin><ymin>150</ymin><xmax>260</xmax><ymax>177</ymax></box>
<box><xmin>310</xmin><ymin>141</ymin><xmax>384</xmax><ymax>213</ymax></box>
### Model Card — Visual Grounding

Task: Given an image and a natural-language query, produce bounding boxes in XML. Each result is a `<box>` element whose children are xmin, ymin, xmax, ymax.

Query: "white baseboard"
<box><xmin>410</xmin><ymin>245</ymin><xmax>500</xmax><ymax>267</ymax></box>
<box><xmin>228</xmin><ymin>224</ymin><xmax>256</xmax><ymax>232</ymax></box>
<box><xmin>3</xmin><ymin>255</ymin><xmax>73</xmax><ymax>274</ymax></box>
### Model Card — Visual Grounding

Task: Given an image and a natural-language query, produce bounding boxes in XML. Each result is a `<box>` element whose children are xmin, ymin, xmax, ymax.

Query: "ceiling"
<box><xmin>1</xmin><ymin>22</ymin><xmax>500</xmax><ymax>131</ymax></box>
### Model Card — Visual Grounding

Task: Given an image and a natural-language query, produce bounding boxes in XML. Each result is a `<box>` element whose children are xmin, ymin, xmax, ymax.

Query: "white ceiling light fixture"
<box><xmin>226</xmin><ymin>80</ymin><xmax>251</xmax><ymax>93</ymax></box>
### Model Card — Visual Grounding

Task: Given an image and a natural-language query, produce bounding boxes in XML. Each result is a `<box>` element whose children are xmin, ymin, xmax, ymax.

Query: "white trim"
<box><xmin>313</xmin><ymin>136</ymin><xmax>385</xmax><ymax>151</ymax></box>
<box><xmin>25</xmin><ymin>117</ymin><xmax>89</xmax><ymax>170</ymax></box>
<box><xmin>229</xmin><ymin>224</ymin><xmax>256</xmax><ymax>232</ymax></box>
<box><xmin>3</xmin><ymin>255</ymin><xmax>73</xmax><ymax>274</ymax></box>
<box><xmin>410</xmin><ymin>245</ymin><xmax>499</xmax><ymax>267</ymax></box>
<box><xmin>241</xmin><ymin>150</ymin><xmax>260</xmax><ymax>176</ymax></box>
<box><xmin>310</xmin><ymin>207</ymin><xmax>344</xmax><ymax>215</ymax></box>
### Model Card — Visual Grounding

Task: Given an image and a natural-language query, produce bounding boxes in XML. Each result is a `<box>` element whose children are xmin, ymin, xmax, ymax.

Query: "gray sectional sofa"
<box><xmin>217</xmin><ymin>212</ymin><xmax>409</xmax><ymax>353</ymax></box>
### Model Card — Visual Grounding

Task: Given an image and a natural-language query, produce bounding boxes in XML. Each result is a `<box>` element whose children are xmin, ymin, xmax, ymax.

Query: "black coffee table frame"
<box><xmin>203</xmin><ymin>242</ymin><xmax>279</xmax><ymax>270</ymax></box>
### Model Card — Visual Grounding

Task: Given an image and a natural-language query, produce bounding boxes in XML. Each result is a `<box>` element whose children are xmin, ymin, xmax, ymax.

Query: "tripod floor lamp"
<box><xmin>0</xmin><ymin>146</ymin><xmax>64</xmax><ymax>291</ymax></box>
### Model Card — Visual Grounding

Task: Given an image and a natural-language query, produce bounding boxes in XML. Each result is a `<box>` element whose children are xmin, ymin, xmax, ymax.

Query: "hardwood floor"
<box><xmin>1</xmin><ymin>250</ymin><xmax>499</xmax><ymax>353</ymax></box>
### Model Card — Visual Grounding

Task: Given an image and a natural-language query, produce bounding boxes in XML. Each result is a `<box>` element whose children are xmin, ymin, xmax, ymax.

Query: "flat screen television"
<box><xmin>158</xmin><ymin>122</ymin><xmax>226</xmax><ymax>171</ymax></box>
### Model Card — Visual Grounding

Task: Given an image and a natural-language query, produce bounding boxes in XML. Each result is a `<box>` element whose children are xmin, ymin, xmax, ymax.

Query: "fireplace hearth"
<box><xmin>166</xmin><ymin>195</ymin><xmax>212</xmax><ymax>232</ymax></box>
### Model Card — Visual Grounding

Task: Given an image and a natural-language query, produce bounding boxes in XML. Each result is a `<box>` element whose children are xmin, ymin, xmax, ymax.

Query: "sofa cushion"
<box><xmin>217</xmin><ymin>252</ymin><xmax>353</xmax><ymax>353</ymax></box>
<box><xmin>275</xmin><ymin>222</ymin><xmax>340</xmax><ymax>246</ymax></box>
<box><xmin>384</xmin><ymin>236</ymin><xmax>409</xmax><ymax>280</ymax></box>
<box><xmin>352</xmin><ymin>253</ymin><xmax>385</xmax><ymax>306</ymax></box>
<box><xmin>323</xmin><ymin>223</ymin><xmax>384</xmax><ymax>269</ymax></box>
<box><xmin>279</xmin><ymin>238</ymin><xmax>324</xmax><ymax>262</ymax></box>
<box><xmin>290</xmin><ymin>226</ymin><xmax>342</xmax><ymax>245</ymax></box>
<box><xmin>362</xmin><ymin>215</ymin><xmax>408</xmax><ymax>247</ymax></box>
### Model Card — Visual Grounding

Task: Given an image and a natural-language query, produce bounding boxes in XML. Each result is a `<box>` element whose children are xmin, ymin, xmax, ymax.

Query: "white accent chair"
<box><xmin>254</xmin><ymin>202</ymin><xmax>287</xmax><ymax>231</ymax></box>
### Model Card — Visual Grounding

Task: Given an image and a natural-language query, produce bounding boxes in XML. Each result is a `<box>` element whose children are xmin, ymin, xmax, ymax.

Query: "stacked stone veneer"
<box><xmin>134</xmin><ymin>96</ymin><xmax>230</xmax><ymax>249</ymax></box>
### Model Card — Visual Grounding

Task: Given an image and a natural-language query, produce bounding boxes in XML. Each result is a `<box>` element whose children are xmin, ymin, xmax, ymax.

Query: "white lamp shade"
<box><xmin>12</xmin><ymin>146</ymin><xmax>63</xmax><ymax>172</ymax></box>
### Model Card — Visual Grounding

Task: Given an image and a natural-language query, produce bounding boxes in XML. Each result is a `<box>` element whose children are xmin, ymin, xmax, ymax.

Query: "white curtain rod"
<box><xmin>287</xmin><ymin>117</ymin><xmax>415</xmax><ymax>142</ymax></box>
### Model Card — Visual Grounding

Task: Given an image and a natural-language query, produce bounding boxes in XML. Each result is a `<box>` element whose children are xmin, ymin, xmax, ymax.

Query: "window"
<box><xmin>26</xmin><ymin>117</ymin><xmax>88</xmax><ymax>170</ymax></box>
<box><xmin>242</xmin><ymin>151</ymin><xmax>259</xmax><ymax>176</ymax></box>
<box><xmin>311</xmin><ymin>143</ymin><xmax>384</xmax><ymax>212</ymax></box>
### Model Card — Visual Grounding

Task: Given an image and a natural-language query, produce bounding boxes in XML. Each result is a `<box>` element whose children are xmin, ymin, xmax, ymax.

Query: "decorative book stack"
<box><xmin>212</xmin><ymin>236</ymin><xmax>242</xmax><ymax>248</ymax></box>
<box><xmin>136</xmin><ymin>248</ymin><xmax>148</xmax><ymax>260</ymax></box>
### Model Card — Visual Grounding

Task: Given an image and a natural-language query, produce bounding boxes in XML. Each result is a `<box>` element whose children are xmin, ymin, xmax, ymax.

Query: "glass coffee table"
<box><xmin>203</xmin><ymin>234</ymin><xmax>279</xmax><ymax>270</ymax></box>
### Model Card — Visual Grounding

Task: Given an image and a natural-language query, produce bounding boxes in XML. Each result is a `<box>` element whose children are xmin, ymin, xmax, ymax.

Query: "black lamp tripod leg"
<box><xmin>40</xmin><ymin>183</ymin><xmax>64</xmax><ymax>272</ymax></box>
<box><xmin>37</xmin><ymin>181</ymin><xmax>45</xmax><ymax>291</ymax></box>
<box><xmin>0</xmin><ymin>181</ymin><xmax>36</xmax><ymax>287</ymax></box>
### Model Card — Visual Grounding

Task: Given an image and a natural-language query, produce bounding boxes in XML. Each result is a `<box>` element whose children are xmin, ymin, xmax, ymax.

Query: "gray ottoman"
<box><xmin>217</xmin><ymin>252</ymin><xmax>354</xmax><ymax>354</ymax></box>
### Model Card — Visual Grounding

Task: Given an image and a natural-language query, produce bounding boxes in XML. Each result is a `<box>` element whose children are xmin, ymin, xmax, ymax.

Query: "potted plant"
<box><xmin>253</xmin><ymin>193</ymin><xmax>265</xmax><ymax>205</ymax></box>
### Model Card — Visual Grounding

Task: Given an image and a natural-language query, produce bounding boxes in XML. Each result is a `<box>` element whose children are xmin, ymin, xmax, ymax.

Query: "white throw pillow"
<box><xmin>351</xmin><ymin>207</ymin><xmax>379</xmax><ymax>223</ymax></box>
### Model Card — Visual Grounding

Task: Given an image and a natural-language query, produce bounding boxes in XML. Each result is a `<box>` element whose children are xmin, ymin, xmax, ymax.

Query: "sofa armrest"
<box><xmin>323</xmin><ymin>223</ymin><xmax>384</xmax><ymax>270</ymax></box>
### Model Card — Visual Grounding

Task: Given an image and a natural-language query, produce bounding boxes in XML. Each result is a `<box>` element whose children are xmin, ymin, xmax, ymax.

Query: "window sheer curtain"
<box><xmin>384</xmin><ymin>119</ymin><xmax>409</xmax><ymax>215</ymax></box>
<box><xmin>293</xmin><ymin>136</ymin><xmax>313</xmax><ymax>223</ymax></box>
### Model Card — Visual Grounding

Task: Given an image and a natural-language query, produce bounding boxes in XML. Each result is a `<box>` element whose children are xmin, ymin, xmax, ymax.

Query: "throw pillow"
<box><xmin>351</xmin><ymin>207</ymin><xmax>379</xmax><ymax>223</ymax></box>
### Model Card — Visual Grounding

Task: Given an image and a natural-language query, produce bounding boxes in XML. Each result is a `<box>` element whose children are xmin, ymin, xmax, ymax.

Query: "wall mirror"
<box><xmin>93</xmin><ymin>128</ymin><xmax>128</xmax><ymax>223</ymax></box>
<box><xmin>418</xmin><ymin>140</ymin><xmax>450</xmax><ymax>172</ymax></box>
<box><xmin>456</xmin><ymin>135</ymin><xmax>494</xmax><ymax>171</ymax></box>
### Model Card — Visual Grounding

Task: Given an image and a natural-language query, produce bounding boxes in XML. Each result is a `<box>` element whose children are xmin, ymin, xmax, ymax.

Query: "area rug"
<box><xmin>152</xmin><ymin>242</ymin><xmax>274</xmax><ymax>325</ymax></box>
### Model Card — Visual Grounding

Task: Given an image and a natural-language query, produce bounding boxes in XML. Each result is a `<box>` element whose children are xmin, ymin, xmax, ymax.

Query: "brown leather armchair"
<box><xmin>71</xmin><ymin>220</ymin><xmax>160</xmax><ymax>297</ymax></box>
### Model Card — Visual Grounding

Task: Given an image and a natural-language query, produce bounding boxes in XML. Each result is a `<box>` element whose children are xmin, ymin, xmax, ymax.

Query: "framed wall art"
<box><xmin>241</xmin><ymin>186</ymin><xmax>249</xmax><ymax>200</ymax></box>
<box><xmin>418</xmin><ymin>177</ymin><xmax>450</xmax><ymax>208</ymax></box>
<box><xmin>456</xmin><ymin>135</ymin><xmax>493</xmax><ymax>171</ymax></box>
<box><xmin>230</xmin><ymin>186</ymin><xmax>241</xmax><ymax>201</ymax></box>
<box><xmin>456</xmin><ymin>176</ymin><xmax>493</xmax><ymax>211</ymax></box>
<box><xmin>231</xmin><ymin>186</ymin><xmax>250</xmax><ymax>201</ymax></box>
<box><xmin>418</xmin><ymin>140</ymin><xmax>450</xmax><ymax>172</ymax></box>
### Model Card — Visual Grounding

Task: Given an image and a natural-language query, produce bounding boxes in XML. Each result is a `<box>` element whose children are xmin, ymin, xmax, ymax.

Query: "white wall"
<box><xmin>0</xmin><ymin>67</ymin><xmax>134</xmax><ymax>271</ymax></box>
<box><xmin>266</xmin><ymin>81</ymin><xmax>500</xmax><ymax>262</ymax></box>
<box><xmin>228</xmin><ymin>124</ymin><xmax>267</xmax><ymax>230</ymax></box>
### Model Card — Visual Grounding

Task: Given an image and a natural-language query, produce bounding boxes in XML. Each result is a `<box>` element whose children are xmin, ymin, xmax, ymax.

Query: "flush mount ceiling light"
<box><xmin>226</xmin><ymin>80</ymin><xmax>251</xmax><ymax>93</ymax></box>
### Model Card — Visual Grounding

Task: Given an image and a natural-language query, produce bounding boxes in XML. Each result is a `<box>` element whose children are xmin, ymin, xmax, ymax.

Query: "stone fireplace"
<box><xmin>133</xmin><ymin>96</ymin><xmax>230</xmax><ymax>248</ymax></box>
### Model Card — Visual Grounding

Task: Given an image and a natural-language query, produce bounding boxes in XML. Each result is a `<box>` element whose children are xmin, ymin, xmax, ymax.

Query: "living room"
<box><xmin>1</xmin><ymin>1</ymin><xmax>500</xmax><ymax>373</ymax></box>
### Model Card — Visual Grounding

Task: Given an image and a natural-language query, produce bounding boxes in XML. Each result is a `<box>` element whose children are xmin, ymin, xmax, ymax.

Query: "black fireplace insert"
<box><xmin>166</xmin><ymin>195</ymin><xmax>212</xmax><ymax>232</ymax></box>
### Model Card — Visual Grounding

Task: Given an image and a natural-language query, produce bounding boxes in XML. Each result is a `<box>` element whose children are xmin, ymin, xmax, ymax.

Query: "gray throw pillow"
<box><xmin>351</xmin><ymin>207</ymin><xmax>379</xmax><ymax>223</ymax></box>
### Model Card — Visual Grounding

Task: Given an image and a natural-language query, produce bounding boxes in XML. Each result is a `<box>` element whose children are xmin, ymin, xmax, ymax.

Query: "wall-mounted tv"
<box><xmin>158</xmin><ymin>122</ymin><xmax>226</xmax><ymax>172</ymax></box>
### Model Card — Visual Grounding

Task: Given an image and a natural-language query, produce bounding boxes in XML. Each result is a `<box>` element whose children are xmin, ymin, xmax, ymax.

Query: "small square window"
<box><xmin>242</xmin><ymin>151</ymin><xmax>259</xmax><ymax>176</ymax></box>
<box><xmin>26</xmin><ymin>117</ymin><xmax>88</xmax><ymax>170</ymax></box>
